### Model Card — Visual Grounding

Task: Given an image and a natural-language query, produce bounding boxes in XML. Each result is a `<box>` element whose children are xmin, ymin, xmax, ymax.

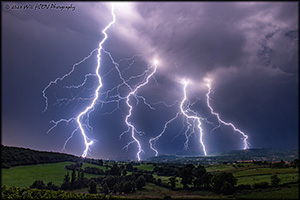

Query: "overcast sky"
<box><xmin>2</xmin><ymin>2</ymin><xmax>298</xmax><ymax>160</ymax></box>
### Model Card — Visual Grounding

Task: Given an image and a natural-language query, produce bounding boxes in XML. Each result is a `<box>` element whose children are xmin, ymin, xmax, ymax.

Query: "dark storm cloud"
<box><xmin>3</xmin><ymin>2</ymin><xmax>112</xmax><ymax>38</ymax></box>
<box><xmin>2</xmin><ymin>2</ymin><xmax>298</xmax><ymax>159</ymax></box>
<box><xmin>123</xmin><ymin>2</ymin><xmax>298</xmax><ymax>81</ymax></box>
<box><xmin>112</xmin><ymin>2</ymin><xmax>299</xmax><ymax>154</ymax></box>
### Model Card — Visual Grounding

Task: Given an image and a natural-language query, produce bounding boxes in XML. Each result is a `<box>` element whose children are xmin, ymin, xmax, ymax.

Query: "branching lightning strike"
<box><xmin>123</xmin><ymin>60</ymin><xmax>159</xmax><ymax>161</ymax></box>
<box><xmin>149</xmin><ymin>80</ymin><xmax>208</xmax><ymax>156</ymax></box>
<box><xmin>205</xmin><ymin>79</ymin><xmax>249</xmax><ymax>150</ymax></box>
<box><xmin>42</xmin><ymin>4</ymin><xmax>251</xmax><ymax>160</ymax></box>
<box><xmin>42</xmin><ymin>4</ymin><xmax>116</xmax><ymax>158</ymax></box>
<box><xmin>180</xmin><ymin>80</ymin><xmax>207</xmax><ymax>155</ymax></box>
<box><xmin>149</xmin><ymin>112</ymin><xmax>181</xmax><ymax>156</ymax></box>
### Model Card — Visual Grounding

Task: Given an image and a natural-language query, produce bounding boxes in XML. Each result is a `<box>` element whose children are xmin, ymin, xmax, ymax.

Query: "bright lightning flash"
<box><xmin>149</xmin><ymin>79</ymin><xmax>210</xmax><ymax>157</ymax></box>
<box><xmin>149</xmin><ymin>112</ymin><xmax>181</xmax><ymax>156</ymax></box>
<box><xmin>43</xmin><ymin>4</ymin><xmax>116</xmax><ymax>158</ymax></box>
<box><xmin>180</xmin><ymin>80</ymin><xmax>207</xmax><ymax>156</ymax></box>
<box><xmin>205</xmin><ymin>79</ymin><xmax>249</xmax><ymax>150</ymax></box>
<box><xmin>124</xmin><ymin>60</ymin><xmax>158</xmax><ymax>161</ymax></box>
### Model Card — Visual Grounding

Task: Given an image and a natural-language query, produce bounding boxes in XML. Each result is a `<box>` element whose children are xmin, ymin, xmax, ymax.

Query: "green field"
<box><xmin>136</xmin><ymin>164</ymin><xmax>154</xmax><ymax>172</ymax></box>
<box><xmin>236</xmin><ymin>183</ymin><xmax>299</xmax><ymax>199</ymax></box>
<box><xmin>1</xmin><ymin>162</ymin><xmax>102</xmax><ymax>188</ymax></box>
<box><xmin>118</xmin><ymin>183</ymin><xmax>223</xmax><ymax>199</ymax></box>
<box><xmin>205</xmin><ymin>164</ymin><xmax>237</xmax><ymax>172</ymax></box>
<box><xmin>231</xmin><ymin>166</ymin><xmax>298</xmax><ymax>185</ymax></box>
<box><xmin>82</xmin><ymin>162</ymin><xmax>108</xmax><ymax>171</ymax></box>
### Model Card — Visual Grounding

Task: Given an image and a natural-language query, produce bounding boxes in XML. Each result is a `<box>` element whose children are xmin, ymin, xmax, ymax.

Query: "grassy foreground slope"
<box><xmin>2</xmin><ymin>162</ymin><xmax>102</xmax><ymax>188</ymax></box>
<box><xmin>1</xmin><ymin>186</ymin><xmax>132</xmax><ymax>199</ymax></box>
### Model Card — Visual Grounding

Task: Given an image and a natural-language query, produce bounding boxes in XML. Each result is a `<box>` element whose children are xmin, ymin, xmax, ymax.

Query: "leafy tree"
<box><xmin>61</xmin><ymin>171</ymin><xmax>76</xmax><ymax>190</ymax></box>
<box><xmin>122</xmin><ymin>169</ymin><xmax>127</xmax><ymax>176</ymax></box>
<box><xmin>237</xmin><ymin>184</ymin><xmax>252</xmax><ymax>190</ymax></box>
<box><xmin>30</xmin><ymin>180</ymin><xmax>45</xmax><ymax>189</ymax></box>
<box><xmin>101</xmin><ymin>176</ymin><xmax>121</xmax><ymax>189</ymax></box>
<box><xmin>124</xmin><ymin>181</ymin><xmax>136</xmax><ymax>193</ymax></box>
<box><xmin>193</xmin><ymin>165</ymin><xmax>206</xmax><ymax>188</ymax></box>
<box><xmin>292</xmin><ymin>159</ymin><xmax>299</xmax><ymax>168</ymax></box>
<box><xmin>157</xmin><ymin>178</ymin><xmax>162</xmax><ymax>186</ymax></box>
<box><xmin>168</xmin><ymin>176</ymin><xmax>177</xmax><ymax>189</ymax></box>
<box><xmin>113</xmin><ymin>183</ymin><xmax>119</xmax><ymax>194</ymax></box>
<box><xmin>144</xmin><ymin>173</ymin><xmax>155</xmax><ymax>182</ymax></box>
<box><xmin>185</xmin><ymin>164</ymin><xmax>195</xmax><ymax>169</ymax></box>
<box><xmin>220</xmin><ymin>181</ymin><xmax>235</xmax><ymax>195</ymax></box>
<box><xmin>79</xmin><ymin>170</ymin><xmax>84</xmax><ymax>182</ymax></box>
<box><xmin>153</xmin><ymin>163</ymin><xmax>179</xmax><ymax>176</ymax></box>
<box><xmin>71</xmin><ymin>169</ymin><xmax>76</xmax><ymax>186</ymax></box>
<box><xmin>136</xmin><ymin>175</ymin><xmax>146</xmax><ymax>190</ymax></box>
<box><xmin>64</xmin><ymin>172</ymin><xmax>70</xmax><ymax>183</ymax></box>
<box><xmin>46</xmin><ymin>181</ymin><xmax>59</xmax><ymax>191</ymax></box>
<box><xmin>60</xmin><ymin>182</ymin><xmax>71</xmax><ymax>190</ymax></box>
<box><xmin>102</xmin><ymin>183</ymin><xmax>109</xmax><ymax>194</ymax></box>
<box><xmin>88</xmin><ymin>180</ymin><xmax>97</xmax><ymax>194</ymax></box>
<box><xmin>118</xmin><ymin>181</ymin><xmax>125</xmax><ymax>193</ymax></box>
<box><xmin>98</xmin><ymin>159</ymin><xmax>103</xmax><ymax>166</ymax></box>
<box><xmin>110</xmin><ymin>164</ymin><xmax>121</xmax><ymax>176</ymax></box>
<box><xmin>125</xmin><ymin>163</ymin><xmax>134</xmax><ymax>171</ymax></box>
<box><xmin>271</xmin><ymin>174</ymin><xmax>281</xmax><ymax>187</ymax></box>
<box><xmin>202</xmin><ymin>172</ymin><xmax>213</xmax><ymax>188</ymax></box>
<box><xmin>253</xmin><ymin>182</ymin><xmax>269</xmax><ymax>189</ymax></box>
<box><xmin>212</xmin><ymin>172</ymin><xmax>237</xmax><ymax>192</ymax></box>
<box><xmin>193</xmin><ymin>165</ymin><xmax>206</xmax><ymax>177</ymax></box>
<box><xmin>179</xmin><ymin>164</ymin><xmax>195</xmax><ymax>189</ymax></box>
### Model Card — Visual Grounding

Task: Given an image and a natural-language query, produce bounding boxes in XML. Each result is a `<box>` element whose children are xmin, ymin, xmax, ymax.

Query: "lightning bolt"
<box><xmin>149</xmin><ymin>80</ymin><xmax>208</xmax><ymax>156</ymax></box>
<box><xmin>42</xmin><ymin>4</ymin><xmax>116</xmax><ymax>158</ymax></box>
<box><xmin>180</xmin><ymin>80</ymin><xmax>207</xmax><ymax>156</ymax></box>
<box><xmin>42</xmin><ymin>4</ymin><xmax>248</xmax><ymax>159</ymax></box>
<box><xmin>205</xmin><ymin>79</ymin><xmax>249</xmax><ymax>150</ymax></box>
<box><xmin>42</xmin><ymin>48</ymin><xmax>98</xmax><ymax>113</ymax></box>
<box><xmin>149</xmin><ymin>112</ymin><xmax>181</xmax><ymax>156</ymax></box>
<box><xmin>65</xmin><ymin>4</ymin><xmax>116</xmax><ymax>157</ymax></box>
<box><xmin>123</xmin><ymin>59</ymin><xmax>159</xmax><ymax>161</ymax></box>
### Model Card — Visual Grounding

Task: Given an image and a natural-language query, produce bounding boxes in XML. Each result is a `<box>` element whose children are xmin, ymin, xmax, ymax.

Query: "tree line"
<box><xmin>1</xmin><ymin>145</ymin><xmax>78</xmax><ymax>168</ymax></box>
<box><xmin>1</xmin><ymin>145</ymin><xmax>108</xmax><ymax>169</ymax></box>
<box><xmin>29</xmin><ymin>163</ymin><xmax>148</xmax><ymax>195</ymax></box>
<box><xmin>28</xmin><ymin>159</ymin><xmax>298</xmax><ymax>196</ymax></box>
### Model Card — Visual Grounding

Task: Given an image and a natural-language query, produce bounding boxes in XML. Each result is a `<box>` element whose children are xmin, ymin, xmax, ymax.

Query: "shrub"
<box><xmin>253</xmin><ymin>182</ymin><xmax>269</xmax><ymax>189</ymax></box>
<box><xmin>88</xmin><ymin>180</ymin><xmax>97</xmax><ymax>194</ymax></box>
<box><xmin>212</xmin><ymin>172</ymin><xmax>237</xmax><ymax>192</ymax></box>
<box><xmin>136</xmin><ymin>175</ymin><xmax>146</xmax><ymax>190</ymax></box>
<box><xmin>220</xmin><ymin>181</ymin><xmax>235</xmax><ymax>195</ymax></box>
<box><xmin>102</xmin><ymin>183</ymin><xmax>109</xmax><ymax>194</ymax></box>
<box><xmin>237</xmin><ymin>184</ymin><xmax>252</xmax><ymax>190</ymax></box>
<box><xmin>30</xmin><ymin>180</ymin><xmax>45</xmax><ymax>189</ymax></box>
<box><xmin>271</xmin><ymin>175</ymin><xmax>281</xmax><ymax>187</ymax></box>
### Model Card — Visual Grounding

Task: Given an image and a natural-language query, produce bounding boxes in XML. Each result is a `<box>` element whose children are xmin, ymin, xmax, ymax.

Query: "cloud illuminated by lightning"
<box><xmin>205</xmin><ymin>78</ymin><xmax>249</xmax><ymax>150</ymax></box>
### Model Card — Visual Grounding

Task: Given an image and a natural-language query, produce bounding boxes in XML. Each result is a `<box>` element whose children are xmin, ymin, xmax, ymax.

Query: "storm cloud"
<box><xmin>2</xmin><ymin>2</ymin><xmax>298</xmax><ymax>159</ymax></box>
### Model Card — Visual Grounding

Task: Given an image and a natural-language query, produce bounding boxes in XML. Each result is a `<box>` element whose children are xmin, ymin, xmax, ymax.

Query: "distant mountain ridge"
<box><xmin>2</xmin><ymin>145</ymin><xmax>298</xmax><ymax>166</ymax></box>
<box><xmin>146</xmin><ymin>148</ymin><xmax>298</xmax><ymax>163</ymax></box>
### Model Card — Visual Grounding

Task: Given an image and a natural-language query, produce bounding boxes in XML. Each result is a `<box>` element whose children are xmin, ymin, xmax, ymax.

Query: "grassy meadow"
<box><xmin>1</xmin><ymin>161</ymin><xmax>102</xmax><ymax>188</ymax></box>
